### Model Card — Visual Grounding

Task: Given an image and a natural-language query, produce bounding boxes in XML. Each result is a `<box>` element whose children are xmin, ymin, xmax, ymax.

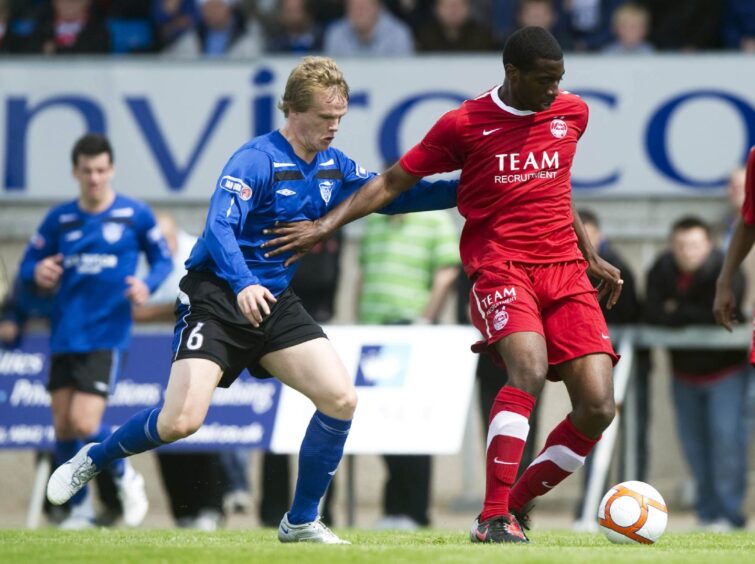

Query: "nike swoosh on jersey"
<box><xmin>493</xmin><ymin>457</ymin><xmax>518</xmax><ymax>465</ymax></box>
<box><xmin>601</xmin><ymin>333</ymin><xmax>611</xmax><ymax>340</ymax></box>
<box><xmin>482</xmin><ymin>128</ymin><xmax>502</xmax><ymax>136</ymax></box>
<box><xmin>542</xmin><ymin>481</ymin><xmax>554</xmax><ymax>489</ymax></box>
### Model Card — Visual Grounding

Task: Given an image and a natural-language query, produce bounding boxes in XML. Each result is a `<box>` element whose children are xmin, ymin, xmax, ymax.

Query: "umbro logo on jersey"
<box><xmin>483</xmin><ymin>128</ymin><xmax>502</xmax><ymax>136</ymax></box>
<box><xmin>276</xmin><ymin>189</ymin><xmax>296</xmax><ymax>196</ymax></box>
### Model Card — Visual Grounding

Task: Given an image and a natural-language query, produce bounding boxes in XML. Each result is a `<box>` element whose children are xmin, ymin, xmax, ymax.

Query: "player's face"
<box><xmin>512</xmin><ymin>58</ymin><xmax>564</xmax><ymax>111</ymax></box>
<box><xmin>671</xmin><ymin>227</ymin><xmax>712</xmax><ymax>274</ymax></box>
<box><xmin>290</xmin><ymin>86</ymin><xmax>348</xmax><ymax>158</ymax></box>
<box><xmin>73</xmin><ymin>152</ymin><xmax>114</xmax><ymax>204</ymax></box>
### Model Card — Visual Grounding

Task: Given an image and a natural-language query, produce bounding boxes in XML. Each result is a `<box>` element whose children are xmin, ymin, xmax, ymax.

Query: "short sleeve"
<box><xmin>400</xmin><ymin>109</ymin><xmax>465</xmax><ymax>176</ymax></box>
<box><xmin>742</xmin><ymin>147</ymin><xmax>755</xmax><ymax>225</ymax></box>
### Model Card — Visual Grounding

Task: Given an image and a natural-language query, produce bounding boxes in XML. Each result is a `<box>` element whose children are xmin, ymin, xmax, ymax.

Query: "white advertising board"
<box><xmin>1</xmin><ymin>55</ymin><xmax>753</xmax><ymax>200</ymax></box>
<box><xmin>270</xmin><ymin>325</ymin><xmax>479</xmax><ymax>455</ymax></box>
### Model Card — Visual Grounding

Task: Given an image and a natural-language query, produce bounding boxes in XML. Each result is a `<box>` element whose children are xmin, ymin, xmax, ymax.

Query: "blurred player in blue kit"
<box><xmin>20</xmin><ymin>133</ymin><xmax>173</xmax><ymax>528</ymax></box>
<box><xmin>47</xmin><ymin>56</ymin><xmax>457</xmax><ymax>543</ymax></box>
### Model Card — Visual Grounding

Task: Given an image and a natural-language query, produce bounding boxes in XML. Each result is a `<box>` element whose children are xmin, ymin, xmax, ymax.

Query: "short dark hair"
<box><xmin>578</xmin><ymin>208</ymin><xmax>600</xmax><ymax>228</ymax></box>
<box><xmin>71</xmin><ymin>133</ymin><xmax>113</xmax><ymax>166</ymax></box>
<box><xmin>503</xmin><ymin>26</ymin><xmax>563</xmax><ymax>72</ymax></box>
<box><xmin>671</xmin><ymin>216</ymin><xmax>710</xmax><ymax>238</ymax></box>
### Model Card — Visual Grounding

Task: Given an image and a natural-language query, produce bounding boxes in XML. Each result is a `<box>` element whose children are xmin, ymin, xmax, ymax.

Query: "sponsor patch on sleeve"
<box><xmin>30</xmin><ymin>233</ymin><xmax>45</xmax><ymax>249</ymax></box>
<box><xmin>353</xmin><ymin>161</ymin><xmax>369</xmax><ymax>179</ymax></box>
<box><xmin>219</xmin><ymin>175</ymin><xmax>253</xmax><ymax>201</ymax></box>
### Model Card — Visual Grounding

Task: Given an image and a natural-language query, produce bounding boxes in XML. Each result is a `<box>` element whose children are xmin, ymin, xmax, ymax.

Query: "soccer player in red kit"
<box><xmin>264</xmin><ymin>26</ymin><xmax>624</xmax><ymax>543</ymax></box>
<box><xmin>714</xmin><ymin>146</ymin><xmax>755</xmax><ymax>347</ymax></box>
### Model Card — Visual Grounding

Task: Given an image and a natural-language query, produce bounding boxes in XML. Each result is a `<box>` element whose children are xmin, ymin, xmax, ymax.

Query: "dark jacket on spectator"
<box><xmin>590</xmin><ymin>240</ymin><xmax>641</xmax><ymax>325</ymax></box>
<box><xmin>416</xmin><ymin>19</ymin><xmax>495</xmax><ymax>52</ymax></box>
<box><xmin>644</xmin><ymin>249</ymin><xmax>747</xmax><ymax>377</ymax></box>
<box><xmin>19</xmin><ymin>3</ymin><xmax>110</xmax><ymax>54</ymax></box>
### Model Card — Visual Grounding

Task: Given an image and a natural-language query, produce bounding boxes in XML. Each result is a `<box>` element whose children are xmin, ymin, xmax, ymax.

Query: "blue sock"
<box><xmin>85</xmin><ymin>425</ymin><xmax>125</xmax><ymax>478</ymax></box>
<box><xmin>288</xmin><ymin>411</ymin><xmax>351</xmax><ymax>525</ymax></box>
<box><xmin>88</xmin><ymin>407</ymin><xmax>166</xmax><ymax>471</ymax></box>
<box><xmin>56</xmin><ymin>438</ymin><xmax>88</xmax><ymax>505</ymax></box>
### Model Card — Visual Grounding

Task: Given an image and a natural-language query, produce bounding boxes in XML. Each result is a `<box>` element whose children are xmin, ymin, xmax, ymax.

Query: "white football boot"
<box><xmin>47</xmin><ymin>443</ymin><xmax>99</xmax><ymax>506</ymax></box>
<box><xmin>115</xmin><ymin>461</ymin><xmax>149</xmax><ymax>527</ymax></box>
<box><xmin>278</xmin><ymin>513</ymin><xmax>350</xmax><ymax>544</ymax></box>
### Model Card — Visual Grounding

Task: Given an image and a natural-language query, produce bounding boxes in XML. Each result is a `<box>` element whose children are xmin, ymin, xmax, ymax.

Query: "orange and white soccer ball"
<box><xmin>598</xmin><ymin>480</ymin><xmax>668</xmax><ymax>544</ymax></box>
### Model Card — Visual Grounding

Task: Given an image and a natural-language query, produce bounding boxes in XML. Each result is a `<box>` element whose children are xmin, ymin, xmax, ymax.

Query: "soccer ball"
<box><xmin>598</xmin><ymin>480</ymin><xmax>668</xmax><ymax>544</ymax></box>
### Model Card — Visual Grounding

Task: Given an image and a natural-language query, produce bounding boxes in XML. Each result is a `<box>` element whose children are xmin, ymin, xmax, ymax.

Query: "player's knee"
<box><xmin>506</xmin><ymin>358</ymin><xmax>548</xmax><ymax>395</ymax></box>
<box><xmin>158</xmin><ymin>412</ymin><xmax>204</xmax><ymax>442</ymax></box>
<box><xmin>582</xmin><ymin>398</ymin><xmax>615</xmax><ymax>432</ymax></box>
<box><xmin>69</xmin><ymin>419</ymin><xmax>100</xmax><ymax>439</ymax></box>
<box><xmin>323</xmin><ymin>387</ymin><xmax>358</xmax><ymax>420</ymax></box>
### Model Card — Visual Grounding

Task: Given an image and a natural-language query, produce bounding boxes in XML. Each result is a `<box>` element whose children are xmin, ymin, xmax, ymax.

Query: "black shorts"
<box><xmin>172</xmin><ymin>271</ymin><xmax>326</xmax><ymax>388</ymax></box>
<box><xmin>48</xmin><ymin>350</ymin><xmax>125</xmax><ymax>398</ymax></box>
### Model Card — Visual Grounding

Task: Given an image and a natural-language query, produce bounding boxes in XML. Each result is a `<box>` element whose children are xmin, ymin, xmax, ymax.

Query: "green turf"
<box><xmin>1</xmin><ymin>529</ymin><xmax>754</xmax><ymax>563</ymax></box>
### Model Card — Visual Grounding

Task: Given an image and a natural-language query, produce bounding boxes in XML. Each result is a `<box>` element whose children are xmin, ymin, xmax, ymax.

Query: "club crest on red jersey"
<box><xmin>493</xmin><ymin>307</ymin><xmax>509</xmax><ymax>331</ymax></box>
<box><xmin>550</xmin><ymin>118</ymin><xmax>568</xmax><ymax>138</ymax></box>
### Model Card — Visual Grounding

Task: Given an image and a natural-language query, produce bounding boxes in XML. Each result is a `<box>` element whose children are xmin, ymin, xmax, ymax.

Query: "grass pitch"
<box><xmin>1</xmin><ymin>528</ymin><xmax>754</xmax><ymax>563</ymax></box>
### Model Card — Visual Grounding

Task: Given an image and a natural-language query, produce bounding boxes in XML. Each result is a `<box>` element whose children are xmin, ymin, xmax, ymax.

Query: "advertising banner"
<box><xmin>0</xmin><ymin>325</ymin><xmax>478</xmax><ymax>454</ymax></box>
<box><xmin>1</xmin><ymin>56</ymin><xmax>753</xmax><ymax>200</ymax></box>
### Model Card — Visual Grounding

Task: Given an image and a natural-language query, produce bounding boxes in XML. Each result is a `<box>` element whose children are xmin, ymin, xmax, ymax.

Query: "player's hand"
<box><xmin>0</xmin><ymin>320</ymin><xmax>20</xmax><ymax>344</ymax></box>
<box><xmin>34</xmin><ymin>254</ymin><xmax>64</xmax><ymax>289</ymax></box>
<box><xmin>713</xmin><ymin>282</ymin><xmax>737</xmax><ymax>332</ymax></box>
<box><xmin>125</xmin><ymin>276</ymin><xmax>150</xmax><ymax>306</ymax></box>
<box><xmin>588</xmin><ymin>255</ymin><xmax>623</xmax><ymax>310</ymax></box>
<box><xmin>261</xmin><ymin>220</ymin><xmax>329</xmax><ymax>267</ymax></box>
<box><xmin>237</xmin><ymin>284</ymin><xmax>277</xmax><ymax>327</ymax></box>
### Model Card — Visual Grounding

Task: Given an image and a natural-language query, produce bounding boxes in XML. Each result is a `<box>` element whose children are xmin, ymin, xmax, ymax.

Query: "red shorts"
<box><xmin>469</xmin><ymin>260</ymin><xmax>618</xmax><ymax>381</ymax></box>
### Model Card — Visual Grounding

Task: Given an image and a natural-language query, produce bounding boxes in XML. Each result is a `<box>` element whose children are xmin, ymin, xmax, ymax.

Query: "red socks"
<box><xmin>481</xmin><ymin>386</ymin><xmax>536</xmax><ymax>521</ymax></box>
<box><xmin>509</xmin><ymin>415</ymin><xmax>599</xmax><ymax>512</ymax></box>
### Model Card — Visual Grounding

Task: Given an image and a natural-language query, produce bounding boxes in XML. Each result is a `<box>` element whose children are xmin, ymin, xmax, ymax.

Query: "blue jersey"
<box><xmin>186</xmin><ymin>130</ymin><xmax>458</xmax><ymax>296</ymax></box>
<box><xmin>19</xmin><ymin>194</ymin><xmax>173</xmax><ymax>353</ymax></box>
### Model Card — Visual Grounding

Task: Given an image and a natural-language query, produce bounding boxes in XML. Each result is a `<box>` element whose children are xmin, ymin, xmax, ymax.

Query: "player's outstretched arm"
<box><xmin>714</xmin><ymin>217</ymin><xmax>755</xmax><ymax>331</ymax></box>
<box><xmin>571</xmin><ymin>201</ymin><xmax>623</xmax><ymax>309</ymax></box>
<box><xmin>262</xmin><ymin>163</ymin><xmax>421</xmax><ymax>266</ymax></box>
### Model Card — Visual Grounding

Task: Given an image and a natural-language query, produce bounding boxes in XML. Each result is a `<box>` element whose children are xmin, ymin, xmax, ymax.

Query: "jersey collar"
<box><xmin>490</xmin><ymin>85</ymin><xmax>535</xmax><ymax>116</ymax></box>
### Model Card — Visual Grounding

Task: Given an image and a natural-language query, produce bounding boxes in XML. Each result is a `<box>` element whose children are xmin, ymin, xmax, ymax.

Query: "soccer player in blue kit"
<box><xmin>21</xmin><ymin>133</ymin><xmax>173</xmax><ymax>528</ymax></box>
<box><xmin>47</xmin><ymin>57</ymin><xmax>457</xmax><ymax>543</ymax></box>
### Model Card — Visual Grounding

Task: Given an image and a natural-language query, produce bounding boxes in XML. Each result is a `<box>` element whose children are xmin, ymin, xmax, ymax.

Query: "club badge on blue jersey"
<box><xmin>319</xmin><ymin>180</ymin><xmax>335</xmax><ymax>204</ymax></box>
<box><xmin>102</xmin><ymin>222</ymin><xmax>124</xmax><ymax>243</ymax></box>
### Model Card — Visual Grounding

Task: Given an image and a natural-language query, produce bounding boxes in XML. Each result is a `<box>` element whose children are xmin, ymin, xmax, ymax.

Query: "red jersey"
<box><xmin>740</xmin><ymin>147</ymin><xmax>755</xmax><ymax>225</ymax></box>
<box><xmin>400</xmin><ymin>86</ymin><xmax>588</xmax><ymax>277</ymax></box>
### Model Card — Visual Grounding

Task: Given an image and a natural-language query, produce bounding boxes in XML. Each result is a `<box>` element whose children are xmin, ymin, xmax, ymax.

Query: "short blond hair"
<box><xmin>278</xmin><ymin>56</ymin><xmax>350</xmax><ymax>117</ymax></box>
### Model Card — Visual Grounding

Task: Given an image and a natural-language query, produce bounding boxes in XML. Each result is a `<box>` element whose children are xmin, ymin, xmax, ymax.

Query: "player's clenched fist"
<box><xmin>237</xmin><ymin>284</ymin><xmax>277</xmax><ymax>327</ymax></box>
<box><xmin>34</xmin><ymin>253</ymin><xmax>64</xmax><ymax>289</ymax></box>
<box><xmin>125</xmin><ymin>276</ymin><xmax>150</xmax><ymax>306</ymax></box>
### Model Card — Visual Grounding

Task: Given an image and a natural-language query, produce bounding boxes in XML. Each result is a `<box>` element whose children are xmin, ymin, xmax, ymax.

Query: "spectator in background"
<box><xmin>151</xmin><ymin>0</ymin><xmax>200</xmax><ymax>49</ymax></box>
<box><xmin>646</xmin><ymin>216</ymin><xmax>749</xmax><ymax>531</ymax></box>
<box><xmin>512</xmin><ymin>0</ymin><xmax>573</xmax><ymax>52</ymax></box>
<box><xmin>324</xmin><ymin>0</ymin><xmax>414</xmax><ymax>57</ymax></box>
<box><xmin>18</xmin><ymin>0</ymin><xmax>110</xmax><ymax>54</ymax></box>
<box><xmin>265</xmin><ymin>0</ymin><xmax>322</xmax><ymax>54</ymax></box>
<box><xmin>722</xmin><ymin>0</ymin><xmax>755</xmax><ymax>52</ymax></box>
<box><xmin>638</xmin><ymin>0</ymin><xmax>723</xmax><ymax>51</ymax></box>
<box><xmin>163</xmin><ymin>0</ymin><xmax>264</xmax><ymax>58</ymax></box>
<box><xmin>0</xmin><ymin>0</ymin><xmax>9</xmax><ymax>52</ymax></box>
<box><xmin>0</xmin><ymin>275</ymin><xmax>54</xmax><ymax>348</ymax></box>
<box><xmin>133</xmin><ymin>212</ymin><xmax>229</xmax><ymax>531</ymax></box>
<box><xmin>557</xmin><ymin>0</ymin><xmax>622</xmax><ymax>51</ymax></box>
<box><xmin>603</xmin><ymin>2</ymin><xmax>653</xmax><ymax>54</ymax></box>
<box><xmin>415</xmin><ymin>0</ymin><xmax>495</xmax><ymax>52</ymax></box>
<box><xmin>357</xmin><ymin>211</ymin><xmax>460</xmax><ymax>529</ymax></box>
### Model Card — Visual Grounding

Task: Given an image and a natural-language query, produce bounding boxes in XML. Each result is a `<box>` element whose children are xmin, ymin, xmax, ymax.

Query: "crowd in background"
<box><xmin>0</xmin><ymin>0</ymin><xmax>754</xmax><ymax>57</ymax></box>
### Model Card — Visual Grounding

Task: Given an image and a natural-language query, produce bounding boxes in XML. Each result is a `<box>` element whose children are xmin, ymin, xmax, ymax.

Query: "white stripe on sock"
<box><xmin>486</xmin><ymin>410</ymin><xmax>529</xmax><ymax>450</ymax></box>
<box><xmin>528</xmin><ymin>444</ymin><xmax>586</xmax><ymax>472</ymax></box>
